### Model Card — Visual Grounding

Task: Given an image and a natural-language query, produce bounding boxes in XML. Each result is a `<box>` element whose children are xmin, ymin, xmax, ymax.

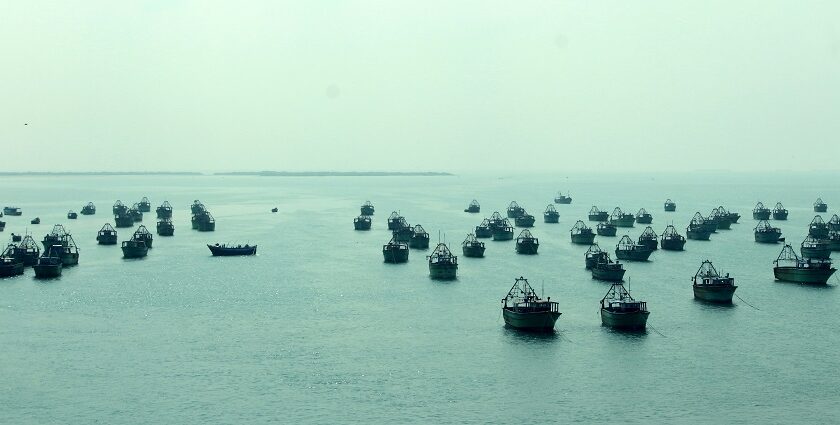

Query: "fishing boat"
<box><xmin>129</xmin><ymin>204</ymin><xmax>143</xmax><ymax>222</ymax></box>
<box><xmin>754</xmin><ymin>220</ymin><xmax>782</xmax><ymax>243</ymax></box>
<box><xmin>387</xmin><ymin>211</ymin><xmax>406</xmax><ymax>231</ymax></box>
<box><xmin>506</xmin><ymin>201</ymin><xmax>525</xmax><ymax>219</ymax></box>
<box><xmin>464</xmin><ymin>200</ymin><xmax>480</xmax><ymax>213</ymax></box>
<box><xmin>772</xmin><ymin>202</ymin><xmax>789</xmax><ymax>220</ymax></box>
<box><xmin>409</xmin><ymin>225</ymin><xmax>430</xmax><ymax>249</ymax></box>
<box><xmin>829</xmin><ymin>215</ymin><xmax>840</xmax><ymax>232</ymax></box>
<box><xmin>191</xmin><ymin>200</ymin><xmax>206</xmax><ymax>215</ymax></box>
<box><xmin>461</xmin><ymin>233</ymin><xmax>485</xmax><ymax>258</ymax></box>
<box><xmin>615</xmin><ymin>235</ymin><xmax>653</xmax><ymax>261</ymax></box>
<box><xmin>635</xmin><ymin>208</ymin><xmax>653</xmax><ymax>224</ymax></box>
<box><xmin>591</xmin><ymin>254</ymin><xmax>626</xmax><ymax>282</ymax></box>
<box><xmin>0</xmin><ymin>245</ymin><xmax>24</xmax><ymax>277</ymax></box>
<box><xmin>692</xmin><ymin>260</ymin><xmax>737</xmax><ymax>303</ymax></box>
<box><xmin>660</xmin><ymin>225</ymin><xmax>686</xmax><ymax>251</ymax></box>
<box><xmin>826</xmin><ymin>231</ymin><xmax>840</xmax><ymax>252</ymax></box>
<box><xmin>474</xmin><ymin>218</ymin><xmax>493</xmax><ymax>238</ymax></box>
<box><xmin>584</xmin><ymin>244</ymin><xmax>608</xmax><ymax>269</ymax></box>
<box><xmin>42</xmin><ymin>224</ymin><xmax>66</xmax><ymax>249</ymax></box>
<box><xmin>686</xmin><ymin>213</ymin><xmax>712</xmax><ymax>241</ymax></box>
<box><xmin>33</xmin><ymin>245</ymin><xmax>63</xmax><ymax>278</ymax></box>
<box><xmin>501</xmin><ymin>277</ymin><xmax>561</xmax><ymax>331</ymax></box>
<box><xmin>114</xmin><ymin>212</ymin><xmax>134</xmax><ymax>228</ymax></box>
<box><xmin>113</xmin><ymin>201</ymin><xmax>127</xmax><ymax>215</ymax></box>
<box><xmin>596</xmin><ymin>222</ymin><xmax>617</xmax><ymax>237</ymax></box>
<box><xmin>156</xmin><ymin>219</ymin><xmax>175</xmax><ymax>236</ymax></box>
<box><xmin>554</xmin><ymin>192</ymin><xmax>572</xmax><ymax>204</ymax></box>
<box><xmin>121</xmin><ymin>240</ymin><xmax>148</xmax><ymax>259</ymax></box>
<box><xmin>753</xmin><ymin>202</ymin><xmax>771</xmax><ymax>220</ymax></box>
<box><xmin>588</xmin><ymin>206</ymin><xmax>609</xmax><ymax>222</ymax></box>
<box><xmin>12</xmin><ymin>235</ymin><xmax>39</xmax><ymax>266</ymax></box>
<box><xmin>271</xmin><ymin>207</ymin><xmax>278</xmax><ymax>213</ymax></box>
<box><xmin>3</xmin><ymin>207</ymin><xmax>22</xmax><ymax>216</ymax></box>
<box><xmin>543</xmin><ymin>205</ymin><xmax>559</xmax><ymax>223</ymax></box>
<box><xmin>637</xmin><ymin>227</ymin><xmax>659</xmax><ymax>251</ymax></box>
<box><xmin>800</xmin><ymin>236</ymin><xmax>831</xmax><ymax>260</ymax></box>
<box><xmin>194</xmin><ymin>211</ymin><xmax>216</xmax><ymax>232</ymax></box>
<box><xmin>67</xmin><ymin>211</ymin><xmax>78</xmax><ymax>220</ymax></box>
<box><xmin>361</xmin><ymin>201</ymin><xmax>375</xmax><ymax>216</ymax></box>
<box><xmin>488</xmin><ymin>212</ymin><xmax>506</xmax><ymax>229</ymax></box>
<box><xmin>392</xmin><ymin>222</ymin><xmax>413</xmax><ymax>243</ymax></box>
<box><xmin>570</xmin><ymin>221</ymin><xmax>596</xmax><ymax>244</ymax></box>
<box><xmin>41</xmin><ymin>225</ymin><xmax>79</xmax><ymax>266</ymax></box>
<box><xmin>773</xmin><ymin>244</ymin><xmax>836</xmax><ymax>284</ymax></box>
<box><xmin>0</xmin><ymin>220</ymin><xmax>4</xmax><ymax>231</ymax></box>
<box><xmin>814</xmin><ymin>198</ymin><xmax>828</xmax><ymax>213</ymax></box>
<box><xmin>514</xmin><ymin>211</ymin><xmax>535</xmax><ymax>228</ymax></box>
<box><xmin>132</xmin><ymin>225</ymin><xmax>153</xmax><ymax>249</ymax></box>
<box><xmin>515</xmin><ymin>229</ymin><xmax>539</xmax><ymax>255</ymax></box>
<box><xmin>30</xmin><ymin>217</ymin><xmax>40</xmax><ymax>225</ymax></box>
<box><xmin>492</xmin><ymin>219</ymin><xmax>515</xmax><ymax>241</ymax></box>
<box><xmin>80</xmin><ymin>202</ymin><xmax>96</xmax><ymax>215</ymax></box>
<box><xmin>208</xmin><ymin>243</ymin><xmax>257</xmax><ymax>256</ymax></box>
<box><xmin>96</xmin><ymin>223</ymin><xmax>118</xmax><ymax>245</ymax></box>
<box><xmin>808</xmin><ymin>215</ymin><xmax>829</xmax><ymax>239</ymax></box>
<box><xmin>138</xmin><ymin>197</ymin><xmax>151</xmax><ymax>213</ymax></box>
<box><xmin>664</xmin><ymin>199</ymin><xmax>676</xmax><ymax>212</ymax></box>
<box><xmin>10</xmin><ymin>233</ymin><xmax>21</xmax><ymax>242</ymax></box>
<box><xmin>600</xmin><ymin>283</ymin><xmax>649</xmax><ymax>330</ymax></box>
<box><xmin>711</xmin><ymin>207</ymin><xmax>733</xmax><ymax>230</ymax></box>
<box><xmin>156</xmin><ymin>201</ymin><xmax>173</xmax><ymax>219</ymax></box>
<box><xmin>728</xmin><ymin>211</ymin><xmax>741</xmax><ymax>224</ymax></box>
<box><xmin>353</xmin><ymin>215</ymin><xmax>372</xmax><ymax>231</ymax></box>
<box><xmin>382</xmin><ymin>237</ymin><xmax>409</xmax><ymax>263</ymax></box>
<box><xmin>428</xmin><ymin>243</ymin><xmax>458</xmax><ymax>280</ymax></box>
<box><xmin>609</xmin><ymin>207</ymin><xmax>635</xmax><ymax>228</ymax></box>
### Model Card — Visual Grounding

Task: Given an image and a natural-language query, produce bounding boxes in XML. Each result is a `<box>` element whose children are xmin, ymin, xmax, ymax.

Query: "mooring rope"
<box><xmin>647</xmin><ymin>324</ymin><xmax>667</xmax><ymax>338</ymax></box>
<box><xmin>734</xmin><ymin>293</ymin><xmax>760</xmax><ymax>310</ymax></box>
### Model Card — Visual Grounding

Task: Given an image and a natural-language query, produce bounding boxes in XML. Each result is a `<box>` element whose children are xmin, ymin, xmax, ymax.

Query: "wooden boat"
<box><xmin>826</xmin><ymin>231</ymin><xmax>840</xmax><ymax>252</ymax></box>
<box><xmin>492</xmin><ymin>219</ymin><xmax>515</xmax><ymax>241</ymax></box>
<box><xmin>814</xmin><ymin>198</ymin><xmax>828</xmax><ymax>213</ymax></box>
<box><xmin>156</xmin><ymin>201</ymin><xmax>173</xmax><ymax>219</ymax></box>
<box><xmin>588</xmin><ymin>206</ymin><xmax>609</xmax><ymax>222</ymax></box>
<box><xmin>829</xmin><ymin>215</ymin><xmax>840</xmax><ymax>232</ymax></box>
<box><xmin>686</xmin><ymin>212</ymin><xmax>712</xmax><ymax>241</ymax></box>
<box><xmin>11</xmin><ymin>235</ymin><xmax>39</xmax><ymax>266</ymax></box>
<box><xmin>41</xmin><ymin>224</ymin><xmax>66</xmax><ymax>249</ymax></box>
<box><xmin>41</xmin><ymin>225</ymin><xmax>79</xmax><ymax>266</ymax></box>
<box><xmin>138</xmin><ymin>197</ymin><xmax>151</xmax><ymax>213</ymax></box>
<box><xmin>808</xmin><ymin>215</ymin><xmax>829</xmax><ymax>239</ymax></box>
<box><xmin>10</xmin><ymin>233</ymin><xmax>21</xmax><ymax>242</ymax></box>
<box><xmin>596</xmin><ymin>222</ymin><xmax>617</xmax><ymax>237</ymax></box>
<box><xmin>353</xmin><ymin>215</ymin><xmax>372</xmax><ymax>231</ymax></box>
<box><xmin>474</xmin><ymin>218</ymin><xmax>493</xmax><ymax>238</ymax></box>
<box><xmin>409</xmin><ymin>225</ymin><xmax>430</xmax><ymax>249</ymax></box>
<box><xmin>33</xmin><ymin>245</ymin><xmax>63</xmax><ymax>278</ymax></box>
<box><xmin>664</xmin><ymin>199</ymin><xmax>676</xmax><ymax>212</ymax></box>
<box><xmin>752</xmin><ymin>202</ymin><xmax>771</xmax><ymax>220</ymax></box>
<box><xmin>156</xmin><ymin>219</ymin><xmax>175</xmax><ymax>236</ymax></box>
<box><xmin>754</xmin><ymin>220</ymin><xmax>782</xmax><ymax>243</ymax></box>
<box><xmin>464</xmin><ymin>200</ymin><xmax>480</xmax><ymax>213</ymax></box>
<box><xmin>128</xmin><ymin>204</ymin><xmax>143</xmax><ymax>222</ymax></box>
<box><xmin>80</xmin><ymin>202</ymin><xmax>96</xmax><ymax>215</ymax></box>
<box><xmin>615</xmin><ymin>235</ymin><xmax>653</xmax><ymax>261</ymax></box>
<box><xmin>30</xmin><ymin>217</ymin><xmax>40</xmax><ymax>225</ymax></box>
<box><xmin>121</xmin><ymin>240</ymin><xmax>148</xmax><ymax>259</ymax></box>
<box><xmin>113</xmin><ymin>201</ymin><xmax>127</xmax><ymax>215</ymax></box>
<box><xmin>96</xmin><ymin>223</ymin><xmax>118</xmax><ymax>245</ymax></box>
<box><xmin>392</xmin><ymin>222</ymin><xmax>413</xmax><ymax>243</ymax></box>
<box><xmin>191</xmin><ymin>200</ymin><xmax>206</xmax><ymax>215</ymax></box>
<box><xmin>692</xmin><ymin>260</ymin><xmax>737</xmax><ymax>303</ymax></box>
<box><xmin>660</xmin><ymin>225</ymin><xmax>686</xmax><ymax>251</ymax></box>
<box><xmin>591</xmin><ymin>254</ymin><xmax>626</xmax><ymax>282</ymax></box>
<box><xmin>271</xmin><ymin>207</ymin><xmax>278</xmax><ymax>213</ymax></box>
<box><xmin>501</xmin><ymin>277</ymin><xmax>561</xmax><ymax>331</ymax></box>
<box><xmin>0</xmin><ymin>245</ymin><xmax>25</xmax><ymax>277</ymax></box>
<box><xmin>609</xmin><ymin>207</ymin><xmax>635</xmax><ymax>228</ymax></box>
<box><xmin>428</xmin><ymin>243</ymin><xmax>458</xmax><ymax>280</ymax></box>
<box><xmin>515</xmin><ymin>229</ymin><xmax>539</xmax><ymax>255</ymax></box>
<box><xmin>514</xmin><ymin>211</ymin><xmax>535</xmax><ymax>228</ymax></box>
<box><xmin>361</xmin><ymin>201</ymin><xmax>375</xmax><ymax>216</ymax></box>
<box><xmin>132</xmin><ymin>225</ymin><xmax>153</xmax><ymax>249</ymax></box>
<box><xmin>554</xmin><ymin>192</ymin><xmax>572</xmax><ymax>204</ymax></box>
<box><xmin>193</xmin><ymin>211</ymin><xmax>216</xmax><ymax>232</ymax></box>
<box><xmin>67</xmin><ymin>211</ymin><xmax>78</xmax><ymax>220</ymax></box>
<box><xmin>635</xmin><ymin>208</ymin><xmax>653</xmax><ymax>224</ymax></box>
<box><xmin>114</xmin><ymin>212</ymin><xmax>134</xmax><ymax>228</ymax></box>
<box><xmin>570</xmin><ymin>220</ymin><xmax>596</xmax><ymax>245</ymax></box>
<box><xmin>386</xmin><ymin>211</ymin><xmax>405</xmax><ymax>231</ymax></box>
<box><xmin>461</xmin><ymin>233</ymin><xmax>485</xmax><ymax>258</ymax></box>
<box><xmin>800</xmin><ymin>236</ymin><xmax>831</xmax><ymax>260</ymax></box>
<box><xmin>773</xmin><ymin>244</ymin><xmax>836</xmax><ymax>284</ymax></box>
<box><xmin>543</xmin><ymin>205</ymin><xmax>559</xmax><ymax>223</ymax></box>
<box><xmin>772</xmin><ymin>202</ymin><xmax>789</xmax><ymax>220</ymax></box>
<box><xmin>584</xmin><ymin>244</ymin><xmax>608</xmax><ymax>269</ymax></box>
<box><xmin>711</xmin><ymin>206</ymin><xmax>733</xmax><ymax>230</ymax></box>
<box><xmin>600</xmin><ymin>283</ymin><xmax>649</xmax><ymax>330</ymax></box>
<box><xmin>637</xmin><ymin>227</ymin><xmax>658</xmax><ymax>251</ymax></box>
<box><xmin>3</xmin><ymin>207</ymin><xmax>22</xmax><ymax>216</ymax></box>
<box><xmin>382</xmin><ymin>237</ymin><xmax>409</xmax><ymax>263</ymax></box>
<box><xmin>208</xmin><ymin>243</ymin><xmax>257</xmax><ymax>256</ymax></box>
<box><xmin>506</xmin><ymin>201</ymin><xmax>525</xmax><ymax>219</ymax></box>
<box><xmin>728</xmin><ymin>211</ymin><xmax>741</xmax><ymax>224</ymax></box>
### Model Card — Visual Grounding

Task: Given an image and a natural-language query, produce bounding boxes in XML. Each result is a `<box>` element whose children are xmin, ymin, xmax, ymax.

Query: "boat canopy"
<box><xmin>468</xmin><ymin>199</ymin><xmax>480</xmax><ymax>208</ymax></box>
<box><xmin>773</xmin><ymin>202</ymin><xmax>787</xmax><ymax>213</ymax></box>
<box><xmin>462</xmin><ymin>233</ymin><xmax>482</xmax><ymax>246</ymax></box>
<box><xmin>601</xmin><ymin>283</ymin><xmax>646</xmax><ymax>311</ymax></box>
<box><xmin>815</xmin><ymin>198</ymin><xmax>826</xmax><ymax>207</ymax></box>
<box><xmin>502</xmin><ymin>277</ymin><xmax>558</xmax><ymax>312</ymax></box>
<box><xmin>412</xmin><ymin>224</ymin><xmax>428</xmax><ymax>236</ymax></box>
<box><xmin>428</xmin><ymin>243</ymin><xmax>457</xmax><ymax>265</ymax></box>
<box><xmin>516</xmin><ymin>229</ymin><xmax>537</xmax><ymax>243</ymax></box>
<box><xmin>589</xmin><ymin>206</ymin><xmax>601</xmax><ymax>214</ymax></box>
<box><xmin>636</xmin><ymin>208</ymin><xmax>651</xmax><ymax>217</ymax></box>
<box><xmin>544</xmin><ymin>204</ymin><xmax>558</xmax><ymax>214</ymax></box>
<box><xmin>690</xmin><ymin>212</ymin><xmax>706</xmax><ymax>227</ymax></box>
<box><xmin>754</xmin><ymin>220</ymin><xmax>780</xmax><ymax>233</ymax></box>
<box><xmin>753</xmin><ymin>202</ymin><xmax>769</xmax><ymax>213</ymax></box>
<box><xmin>693</xmin><ymin>260</ymin><xmax>734</xmax><ymax>286</ymax></box>
<box><xmin>661</xmin><ymin>225</ymin><xmax>684</xmax><ymax>239</ymax></box>
<box><xmin>98</xmin><ymin>223</ymin><xmax>116</xmax><ymax>234</ymax></box>
<box><xmin>616</xmin><ymin>235</ymin><xmax>638</xmax><ymax>249</ymax></box>
<box><xmin>571</xmin><ymin>220</ymin><xmax>591</xmax><ymax>234</ymax></box>
<box><xmin>585</xmin><ymin>243</ymin><xmax>603</xmax><ymax>255</ymax></box>
<box><xmin>639</xmin><ymin>226</ymin><xmax>657</xmax><ymax>240</ymax></box>
<box><xmin>610</xmin><ymin>207</ymin><xmax>627</xmax><ymax>220</ymax></box>
<box><xmin>801</xmin><ymin>235</ymin><xmax>827</xmax><ymax>249</ymax></box>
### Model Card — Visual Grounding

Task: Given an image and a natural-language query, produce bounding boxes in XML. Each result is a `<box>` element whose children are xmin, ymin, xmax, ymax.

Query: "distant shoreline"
<box><xmin>0</xmin><ymin>171</ymin><xmax>453</xmax><ymax>177</ymax></box>
<box><xmin>0</xmin><ymin>172</ymin><xmax>202</xmax><ymax>176</ymax></box>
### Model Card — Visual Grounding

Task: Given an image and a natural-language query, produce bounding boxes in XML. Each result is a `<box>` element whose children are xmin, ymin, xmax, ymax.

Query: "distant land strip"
<box><xmin>0</xmin><ymin>171</ymin><xmax>202</xmax><ymax>176</ymax></box>
<box><xmin>214</xmin><ymin>171</ymin><xmax>453</xmax><ymax>177</ymax></box>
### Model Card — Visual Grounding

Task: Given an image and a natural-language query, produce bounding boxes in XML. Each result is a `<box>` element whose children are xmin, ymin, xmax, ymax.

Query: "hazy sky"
<box><xmin>2</xmin><ymin>1</ymin><xmax>838</xmax><ymax>172</ymax></box>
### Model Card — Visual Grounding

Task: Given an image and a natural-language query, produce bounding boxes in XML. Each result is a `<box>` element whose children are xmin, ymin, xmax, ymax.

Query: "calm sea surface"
<box><xmin>1</xmin><ymin>173</ymin><xmax>839</xmax><ymax>424</ymax></box>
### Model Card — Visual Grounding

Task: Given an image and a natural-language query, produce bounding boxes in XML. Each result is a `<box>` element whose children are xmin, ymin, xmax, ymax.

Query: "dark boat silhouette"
<box><xmin>208</xmin><ymin>243</ymin><xmax>257</xmax><ymax>256</ymax></box>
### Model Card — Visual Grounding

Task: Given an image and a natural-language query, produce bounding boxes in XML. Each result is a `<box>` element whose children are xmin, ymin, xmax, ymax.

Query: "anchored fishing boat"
<box><xmin>387</xmin><ymin>211</ymin><xmax>406</xmax><ymax>231</ymax></box>
<box><xmin>156</xmin><ymin>201</ymin><xmax>173</xmax><ymax>219</ymax></box>
<box><xmin>113</xmin><ymin>201</ymin><xmax>128</xmax><ymax>215</ymax></box>
<box><xmin>800</xmin><ymin>236</ymin><xmax>831</xmax><ymax>260</ymax></box>
<box><xmin>392</xmin><ymin>222</ymin><xmax>413</xmax><ymax>243</ymax></box>
<box><xmin>190</xmin><ymin>200</ymin><xmax>206</xmax><ymax>215</ymax></box>
<box><xmin>80</xmin><ymin>202</ymin><xmax>96</xmax><ymax>215</ymax></box>
<box><xmin>0</xmin><ymin>245</ymin><xmax>24</xmax><ymax>278</ymax></box>
<box><xmin>570</xmin><ymin>221</ymin><xmax>596</xmax><ymax>244</ymax></box>
<box><xmin>12</xmin><ymin>235</ymin><xmax>39</xmax><ymax>266</ymax></box>
<box><xmin>637</xmin><ymin>227</ymin><xmax>658</xmax><ymax>251</ymax></box>
<box><xmin>774</xmin><ymin>244</ymin><xmax>836</xmax><ymax>284</ymax></box>
<box><xmin>461</xmin><ymin>233</ymin><xmax>485</xmax><ymax>258</ymax></box>
<box><xmin>660</xmin><ymin>225</ymin><xmax>686</xmax><ymax>251</ymax></box>
<box><xmin>507</xmin><ymin>201</ymin><xmax>525</xmax><ymax>219</ymax></box>
<box><xmin>193</xmin><ymin>211</ymin><xmax>216</xmax><ymax>232</ymax></box>
<box><xmin>543</xmin><ymin>205</ymin><xmax>559</xmax><ymax>223</ymax></box>
<box><xmin>156</xmin><ymin>219</ymin><xmax>175</xmax><ymax>236</ymax></box>
<box><xmin>554</xmin><ymin>192</ymin><xmax>572</xmax><ymax>204</ymax></box>
<box><xmin>10</xmin><ymin>233</ymin><xmax>20</xmax><ymax>242</ymax></box>
<box><xmin>772</xmin><ymin>202</ymin><xmax>789</xmax><ymax>220</ymax></box>
<box><xmin>114</xmin><ymin>211</ymin><xmax>134</xmax><ymax>228</ymax></box>
<box><xmin>128</xmin><ymin>204</ymin><xmax>143</xmax><ymax>222</ymax></box>
<box><xmin>600</xmin><ymin>283</ymin><xmax>649</xmax><ymax>330</ymax></box>
<box><xmin>96</xmin><ymin>224</ymin><xmax>118</xmax><ymax>245</ymax></box>
<box><xmin>42</xmin><ymin>225</ymin><xmax>79</xmax><ymax>266</ymax></box>
<box><xmin>33</xmin><ymin>245</ymin><xmax>63</xmax><ymax>278</ymax></box>
<box><xmin>474</xmin><ymin>218</ymin><xmax>493</xmax><ymax>238</ymax></box>
<box><xmin>514</xmin><ymin>211</ymin><xmax>535</xmax><ymax>228</ymax></box>
<box><xmin>615</xmin><ymin>235</ymin><xmax>653</xmax><ymax>261</ymax></box>
<box><xmin>754</xmin><ymin>220</ymin><xmax>782</xmax><ymax>243</ymax></box>
<box><xmin>271</xmin><ymin>207</ymin><xmax>278</xmax><ymax>213</ymax></box>
<box><xmin>664</xmin><ymin>199</ymin><xmax>676</xmax><ymax>212</ymax></box>
<box><xmin>208</xmin><ymin>243</ymin><xmax>257</xmax><ymax>256</ymax></box>
<box><xmin>382</xmin><ymin>236</ymin><xmax>409</xmax><ymax>263</ymax></box>
<box><xmin>3</xmin><ymin>207</ymin><xmax>22</xmax><ymax>216</ymax></box>
<box><xmin>409</xmin><ymin>225</ymin><xmax>430</xmax><ymax>249</ymax></box>
<box><xmin>753</xmin><ymin>202</ymin><xmax>771</xmax><ymax>220</ymax></box>
<box><xmin>591</xmin><ymin>254</ymin><xmax>626</xmax><ymax>282</ymax></box>
<box><xmin>138</xmin><ymin>197</ymin><xmax>151</xmax><ymax>213</ymax></box>
<box><xmin>596</xmin><ymin>222</ymin><xmax>617</xmax><ymax>237</ymax></box>
<box><xmin>0</xmin><ymin>220</ymin><xmax>4</xmax><ymax>231</ymax></box>
<box><xmin>687</xmin><ymin>213</ymin><xmax>712</xmax><ymax>241</ymax></box>
<box><xmin>428</xmin><ymin>243</ymin><xmax>458</xmax><ymax>280</ymax></box>
<box><xmin>515</xmin><ymin>229</ymin><xmax>539</xmax><ymax>255</ymax></box>
<box><xmin>635</xmin><ymin>208</ymin><xmax>653</xmax><ymax>225</ymax></box>
<box><xmin>585</xmin><ymin>244</ymin><xmax>608</xmax><ymax>269</ymax></box>
<box><xmin>588</xmin><ymin>206</ymin><xmax>609</xmax><ymax>222</ymax></box>
<box><xmin>121</xmin><ymin>240</ymin><xmax>148</xmax><ymax>259</ymax></box>
<box><xmin>808</xmin><ymin>215</ymin><xmax>829</xmax><ymax>239</ymax></box>
<box><xmin>501</xmin><ymin>277</ymin><xmax>561</xmax><ymax>331</ymax></box>
<box><xmin>360</xmin><ymin>201</ymin><xmax>375</xmax><ymax>216</ymax></box>
<box><xmin>827</xmin><ymin>231</ymin><xmax>840</xmax><ymax>252</ymax></box>
<box><xmin>609</xmin><ymin>207</ymin><xmax>635</xmax><ymax>228</ymax></box>
<box><xmin>711</xmin><ymin>207</ymin><xmax>733</xmax><ymax>230</ymax></box>
<box><xmin>131</xmin><ymin>225</ymin><xmax>153</xmax><ymax>249</ymax></box>
<box><xmin>814</xmin><ymin>198</ymin><xmax>828</xmax><ymax>213</ymax></box>
<box><xmin>829</xmin><ymin>215</ymin><xmax>840</xmax><ymax>232</ymax></box>
<box><xmin>492</xmin><ymin>219</ymin><xmax>515</xmax><ymax>241</ymax></box>
<box><xmin>728</xmin><ymin>210</ymin><xmax>741</xmax><ymax>224</ymax></box>
<box><xmin>67</xmin><ymin>211</ymin><xmax>78</xmax><ymax>220</ymax></box>
<box><xmin>464</xmin><ymin>200</ymin><xmax>480</xmax><ymax>213</ymax></box>
<box><xmin>692</xmin><ymin>260</ymin><xmax>737</xmax><ymax>303</ymax></box>
<box><xmin>353</xmin><ymin>215</ymin><xmax>372</xmax><ymax>231</ymax></box>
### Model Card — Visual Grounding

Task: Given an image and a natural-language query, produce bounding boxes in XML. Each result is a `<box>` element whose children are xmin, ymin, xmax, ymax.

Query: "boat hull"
<box><xmin>97</xmin><ymin>234</ymin><xmax>118</xmax><ymax>245</ymax></box>
<box><xmin>33</xmin><ymin>263</ymin><xmax>62</xmax><ymax>278</ymax></box>
<box><xmin>591</xmin><ymin>267</ymin><xmax>625</xmax><ymax>282</ymax></box>
<box><xmin>753</xmin><ymin>211</ymin><xmax>771</xmax><ymax>220</ymax></box>
<box><xmin>772</xmin><ymin>212</ymin><xmax>788</xmax><ymax>220</ymax></box>
<box><xmin>716</xmin><ymin>218</ymin><xmax>732</xmax><ymax>230</ymax></box>
<box><xmin>687</xmin><ymin>230</ymin><xmax>711</xmax><ymax>241</ymax></box>
<box><xmin>728</xmin><ymin>213</ymin><xmax>741</xmax><ymax>223</ymax></box>
<box><xmin>156</xmin><ymin>209</ymin><xmax>173</xmax><ymax>219</ymax></box>
<box><xmin>800</xmin><ymin>247</ymin><xmax>831</xmax><ymax>260</ymax></box>
<box><xmin>544</xmin><ymin>213</ymin><xmax>559</xmax><ymax>223</ymax></box>
<box><xmin>474</xmin><ymin>227</ymin><xmax>492</xmax><ymax>238</ymax></box>
<box><xmin>693</xmin><ymin>284</ymin><xmax>737</xmax><ymax>303</ymax></box>
<box><xmin>208</xmin><ymin>245</ymin><xmax>257</xmax><ymax>256</ymax></box>
<box><xmin>515</xmin><ymin>242</ymin><xmax>539</xmax><ymax>255</ymax></box>
<box><xmin>464</xmin><ymin>206</ymin><xmax>480</xmax><ymax>213</ymax></box>
<box><xmin>462</xmin><ymin>245</ymin><xmax>485</xmax><ymax>258</ymax></box>
<box><xmin>774</xmin><ymin>266</ymin><xmax>836</xmax><ymax>284</ymax></box>
<box><xmin>754</xmin><ymin>232</ymin><xmax>781</xmax><ymax>243</ymax></box>
<box><xmin>638</xmin><ymin>239</ymin><xmax>658</xmax><ymax>251</ymax></box>
<box><xmin>571</xmin><ymin>233</ymin><xmax>596</xmax><ymax>245</ymax></box>
<box><xmin>611</xmin><ymin>217</ymin><xmax>635</xmax><ymax>228</ymax></box>
<box><xmin>492</xmin><ymin>231</ymin><xmax>514</xmax><ymax>241</ymax></box>
<box><xmin>156</xmin><ymin>226</ymin><xmax>174</xmax><ymax>236</ymax></box>
<box><xmin>636</xmin><ymin>216</ymin><xmax>653</xmax><ymax>224</ymax></box>
<box><xmin>615</xmin><ymin>249</ymin><xmax>653</xmax><ymax>261</ymax></box>
<box><xmin>661</xmin><ymin>238</ymin><xmax>686</xmax><ymax>251</ymax></box>
<box><xmin>596</xmin><ymin>227</ymin><xmax>617</xmax><ymax>237</ymax></box>
<box><xmin>514</xmin><ymin>217</ymin><xmax>535</xmax><ymax>227</ymax></box>
<box><xmin>554</xmin><ymin>197</ymin><xmax>572</xmax><ymax>204</ymax></box>
<box><xmin>664</xmin><ymin>205</ymin><xmax>676</xmax><ymax>212</ymax></box>
<box><xmin>600</xmin><ymin>309</ymin><xmax>649</xmax><ymax>330</ymax></box>
<box><xmin>409</xmin><ymin>237</ymin><xmax>430</xmax><ymax>249</ymax></box>
<box><xmin>115</xmin><ymin>216</ymin><xmax>134</xmax><ymax>228</ymax></box>
<box><xmin>815</xmin><ymin>205</ymin><xmax>828</xmax><ymax>213</ymax></box>
<box><xmin>0</xmin><ymin>261</ymin><xmax>25</xmax><ymax>277</ymax></box>
<box><xmin>361</xmin><ymin>206</ymin><xmax>375</xmax><ymax>216</ymax></box>
<box><xmin>197</xmin><ymin>222</ymin><xmax>215</xmax><ymax>232</ymax></box>
<box><xmin>429</xmin><ymin>263</ymin><xmax>457</xmax><ymax>280</ymax></box>
<box><xmin>588</xmin><ymin>212</ymin><xmax>609</xmax><ymax>222</ymax></box>
<box><xmin>353</xmin><ymin>220</ymin><xmax>372</xmax><ymax>231</ymax></box>
<box><xmin>61</xmin><ymin>252</ymin><xmax>79</xmax><ymax>266</ymax></box>
<box><xmin>383</xmin><ymin>248</ymin><xmax>409</xmax><ymax>263</ymax></box>
<box><xmin>122</xmin><ymin>246</ymin><xmax>148</xmax><ymax>259</ymax></box>
<box><xmin>502</xmin><ymin>309</ymin><xmax>561</xmax><ymax>331</ymax></box>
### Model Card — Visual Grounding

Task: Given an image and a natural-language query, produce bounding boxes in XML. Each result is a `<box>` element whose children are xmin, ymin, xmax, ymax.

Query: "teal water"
<box><xmin>1</xmin><ymin>173</ymin><xmax>839</xmax><ymax>424</ymax></box>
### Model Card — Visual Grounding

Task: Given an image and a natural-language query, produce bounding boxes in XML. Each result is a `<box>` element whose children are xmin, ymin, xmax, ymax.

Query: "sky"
<box><xmin>1</xmin><ymin>1</ymin><xmax>839</xmax><ymax>173</ymax></box>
